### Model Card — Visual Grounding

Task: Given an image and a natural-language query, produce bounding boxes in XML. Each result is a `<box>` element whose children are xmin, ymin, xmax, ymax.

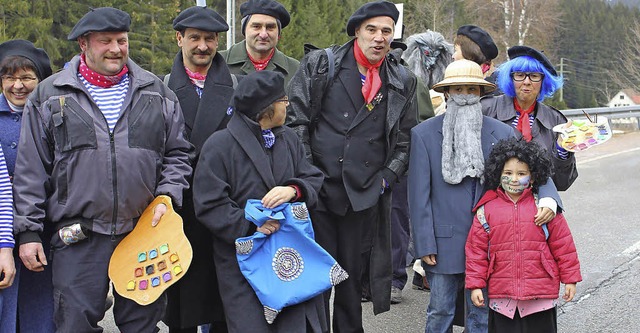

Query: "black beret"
<box><xmin>231</xmin><ymin>71</ymin><xmax>285</xmax><ymax>121</ymax></box>
<box><xmin>508</xmin><ymin>45</ymin><xmax>558</xmax><ymax>76</ymax></box>
<box><xmin>456</xmin><ymin>25</ymin><xmax>498</xmax><ymax>61</ymax></box>
<box><xmin>173</xmin><ymin>6</ymin><xmax>229</xmax><ymax>32</ymax></box>
<box><xmin>240</xmin><ymin>0</ymin><xmax>290</xmax><ymax>29</ymax></box>
<box><xmin>346</xmin><ymin>1</ymin><xmax>399</xmax><ymax>37</ymax></box>
<box><xmin>0</xmin><ymin>40</ymin><xmax>52</xmax><ymax>80</ymax></box>
<box><xmin>68</xmin><ymin>8</ymin><xmax>130</xmax><ymax>41</ymax></box>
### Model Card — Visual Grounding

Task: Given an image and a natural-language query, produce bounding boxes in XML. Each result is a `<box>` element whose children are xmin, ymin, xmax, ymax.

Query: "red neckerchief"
<box><xmin>353</xmin><ymin>40</ymin><xmax>384</xmax><ymax>104</ymax></box>
<box><xmin>514</xmin><ymin>98</ymin><xmax>536</xmax><ymax>142</ymax></box>
<box><xmin>184</xmin><ymin>66</ymin><xmax>207</xmax><ymax>89</ymax></box>
<box><xmin>248</xmin><ymin>48</ymin><xmax>275</xmax><ymax>71</ymax></box>
<box><xmin>79</xmin><ymin>54</ymin><xmax>128</xmax><ymax>88</ymax></box>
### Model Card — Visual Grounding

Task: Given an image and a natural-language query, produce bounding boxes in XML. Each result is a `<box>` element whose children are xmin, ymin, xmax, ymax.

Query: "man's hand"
<box><xmin>261</xmin><ymin>186</ymin><xmax>296</xmax><ymax>209</ymax></box>
<box><xmin>563</xmin><ymin>283</ymin><xmax>577</xmax><ymax>302</ymax></box>
<box><xmin>534</xmin><ymin>207</ymin><xmax>555</xmax><ymax>225</ymax></box>
<box><xmin>151</xmin><ymin>203</ymin><xmax>168</xmax><ymax>227</ymax></box>
<box><xmin>0</xmin><ymin>247</ymin><xmax>16</xmax><ymax>288</ymax></box>
<box><xmin>19</xmin><ymin>242</ymin><xmax>47</xmax><ymax>272</ymax></box>
<box><xmin>470</xmin><ymin>288</ymin><xmax>485</xmax><ymax>307</ymax></box>
<box><xmin>256</xmin><ymin>219</ymin><xmax>281</xmax><ymax>235</ymax></box>
<box><xmin>422</xmin><ymin>254</ymin><xmax>437</xmax><ymax>266</ymax></box>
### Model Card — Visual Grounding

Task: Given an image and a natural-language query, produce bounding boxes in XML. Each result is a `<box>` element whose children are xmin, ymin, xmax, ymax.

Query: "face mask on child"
<box><xmin>500</xmin><ymin>175</ymin><xmax>530</xmax><ymax>195</ymax></box>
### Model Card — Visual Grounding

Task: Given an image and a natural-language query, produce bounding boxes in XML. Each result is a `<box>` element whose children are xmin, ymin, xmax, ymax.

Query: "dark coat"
<box><xmin>193</xmin><ymin>113</ymin><xmax>326</xmax><ymax>333</ymax></box>
<box><xmin>164</xmin><ymin>51</ymin><xmax>236</xmax><ymax>328</ymax></box>
<box><xmin>481</xmin><ymin>94</ymin><xmax>578</xmax><ymax>191</ymax></box>
<box><xmin>286</xmin><ymin>39</ymin><xmax>418</xmax><ymax>314</ymax></box>
<box><xmin>219</xmin><ymin>41</ymin><xmax>299</xmax><ymax>88</ymax></box>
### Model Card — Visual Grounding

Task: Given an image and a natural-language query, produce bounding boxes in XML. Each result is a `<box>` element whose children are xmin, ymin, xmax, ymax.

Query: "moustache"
<box><xmin>192</xmin><ymin>51</ymin><xmax>212</xmax><ymax>56</ymax></box>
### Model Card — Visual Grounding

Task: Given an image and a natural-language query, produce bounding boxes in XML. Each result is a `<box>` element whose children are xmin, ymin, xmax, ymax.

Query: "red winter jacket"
<box><xmin>465</xmin><ymin>188</ymin><xmax>582</xmax><ymax>300</ymax></box>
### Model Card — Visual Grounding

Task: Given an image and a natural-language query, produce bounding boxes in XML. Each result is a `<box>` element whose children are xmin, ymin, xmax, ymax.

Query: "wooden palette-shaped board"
<box><xmin>109</xmin><ymin>195</ymin><xmax>192</xmax><ymax>305</ymax></box>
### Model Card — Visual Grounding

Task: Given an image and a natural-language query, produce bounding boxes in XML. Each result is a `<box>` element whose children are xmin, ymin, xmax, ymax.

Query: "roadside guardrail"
<box><xmin>561</xmin><ymin>106</ymin><xmax>640</xmax><ymax>130</ymax></box>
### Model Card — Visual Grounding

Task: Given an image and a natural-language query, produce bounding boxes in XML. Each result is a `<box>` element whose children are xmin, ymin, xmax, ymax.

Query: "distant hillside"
<box><xmin>607</xmin><ymin>0</ymin><xmax>640</xmax><ymax>8</ymax></box>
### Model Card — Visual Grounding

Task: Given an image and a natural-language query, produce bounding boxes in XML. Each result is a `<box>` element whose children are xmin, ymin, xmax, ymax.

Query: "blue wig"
<box><xmin>496</xmin><ymin>55</ymin><xmax>563</xmax><ymax>102</ymax></box>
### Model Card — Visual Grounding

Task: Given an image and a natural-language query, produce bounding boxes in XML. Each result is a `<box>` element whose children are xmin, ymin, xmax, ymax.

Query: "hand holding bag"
<box><xmin>235</xmin><ymin>199</ymin><xmax>349</xmax><ymax>324</ymax></box>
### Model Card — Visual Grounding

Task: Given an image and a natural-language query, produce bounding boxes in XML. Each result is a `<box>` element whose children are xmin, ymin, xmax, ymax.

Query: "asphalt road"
<box><xmin>101</xmin><ymin>131</ymin><xmax>640</xmax><ymax>332</ymax></box>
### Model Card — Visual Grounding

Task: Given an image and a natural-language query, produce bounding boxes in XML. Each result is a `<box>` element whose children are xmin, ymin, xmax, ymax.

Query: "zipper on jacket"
<box><xmin>514</xmin><ymin>202</ymin><xmax>521</xmax><ymax>297</ymax></box>
<box><xmin>109</xmin><ymin>131</ymin><xmax>118</xmax><ymax>240</ymax></box>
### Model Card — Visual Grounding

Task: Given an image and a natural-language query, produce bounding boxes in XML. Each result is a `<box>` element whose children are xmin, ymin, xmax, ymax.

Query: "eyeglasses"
<box><xmin>511</xmin><ymin>72</ymin><xmax>544</xmax><ymax>82</ymax></box>
<box><xmin>1</xmin><ymin>75</ymin><xmax>38</xmax><ymax>85</ymax></box>
<box><xmin>276</xmin><ymin>98</ymin><xmax>289</xmax><ymax>106</ymax></box>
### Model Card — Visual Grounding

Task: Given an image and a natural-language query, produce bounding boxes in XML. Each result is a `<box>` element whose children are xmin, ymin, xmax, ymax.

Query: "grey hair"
<box><xmin>402</xmin><ymin>30</ymin><xmax>454</xmax><ymax>89</ymax></box>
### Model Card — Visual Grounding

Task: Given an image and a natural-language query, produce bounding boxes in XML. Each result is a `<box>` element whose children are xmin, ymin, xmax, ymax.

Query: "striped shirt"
<box><xmin>512</xmin><ymin>112</ymin><xmax>569</xmax><ymax>160</ymax></box>
<box><xmin>79</xmin><ymin>73</ymin><xmax>130</xmax><ymax>132</ymax></box>
<box><xmin>0</xmin><ymin>145</ymin><xmax>14</xmax><ymax>248</ymax></box>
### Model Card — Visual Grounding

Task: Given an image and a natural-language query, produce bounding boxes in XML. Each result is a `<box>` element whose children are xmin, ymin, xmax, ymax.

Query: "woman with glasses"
<box><xmin>481</xmin><ymin>45</ymin><xmax>578</xmax><ymax>191</ymax></box>
<box><xmin>0</xmin><ymin>39</ymin><xmax>55</xmax><ymax>332</ymax></box>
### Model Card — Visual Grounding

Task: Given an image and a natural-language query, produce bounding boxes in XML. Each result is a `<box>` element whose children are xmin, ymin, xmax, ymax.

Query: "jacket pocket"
<box><xmin>50</xmin><ymin>98</ymin><xmax>98</xmax><ymax>153</ymax></box>
<box><xmin>128</xmin><ymin>94</ymin><xmax>165</xmax><ymax>152</ymax></box>
<box><xmin>541</xmin><ymin>252</ymin><xmax>559</xmax><ymax>278</ymax></box>
<box><xmin>486</xmin><ymin>253</ymin><xmax>496</xmax><ymax>280</ymax></box>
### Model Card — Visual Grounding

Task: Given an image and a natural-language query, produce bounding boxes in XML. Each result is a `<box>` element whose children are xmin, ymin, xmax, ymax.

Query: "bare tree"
<box><xmin>403</xmin><ymin>0</ymin><xmax>457</xmax><ymax>38</ymax></box>
<box><xmin>611</xmin><ymin>19</ymin><xmax>640</xmax><ymax>93</ymax></box>
<box><xmin>465</xmin><ymin>0</ymin><xmax>563</xmax><ymax>61</ymax></box>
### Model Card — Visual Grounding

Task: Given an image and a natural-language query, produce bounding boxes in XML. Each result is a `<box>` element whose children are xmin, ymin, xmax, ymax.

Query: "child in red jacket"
<box><xmin>465</xmin><ymin>138</ymin><xmax>581</xmax><ymax>333</ymax></box>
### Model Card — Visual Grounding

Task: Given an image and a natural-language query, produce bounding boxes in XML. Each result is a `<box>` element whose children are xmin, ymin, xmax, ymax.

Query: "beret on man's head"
<box><xmin>173</xmin><ymin>6</ymin><xmax>229</xmax><ymax>33</ymax></box>
<box><xmin>346</xmin><ymin>0</ymin><xmax>399</xmax><ymax>37</ymax></box>
<box><xmin>240</xmin><ymin>0</ymin><xmax>290</xmax><ymax>29</ymax></box>
<box><xmin>68</xmin><ymin>7</ymin><xmax>131</xmax><ymax>41</ymax></box>
<box><xmin>508</xmin><ymin>45</ymin><xmax>558</xmax><ymax>76</ymax></box>
<box><xmin>456</xmin><ymin>25</ymin><xmax>498</xmax><ymax>61</ymax></box>
<box><xmin>0</xmin><ymin>39</ymin><xmax>52</xmax><ymax>80</ymax></box>
<box><xmin>230</xmin><ymin>71</ymin><xmax>285</xmax><ymax>121</ymax></box>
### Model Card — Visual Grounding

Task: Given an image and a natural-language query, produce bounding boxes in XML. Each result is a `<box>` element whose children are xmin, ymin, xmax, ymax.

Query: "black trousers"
<box><xmin>488</xmin><ymin>307</ymin><xmax>557</xmax><ymax>333</ymax></box>
<box><xmin>311</xmin><ymin>206</ymin><xmax>378</xmax><ymax>333</ymax></box>
<box><xmin>390</xmin><ymin>176</ymin><xmax>411</xmax><ymax>289</ymax></box>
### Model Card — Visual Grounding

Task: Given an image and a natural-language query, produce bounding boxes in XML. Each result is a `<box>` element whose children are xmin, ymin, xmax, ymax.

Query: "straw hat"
<box><xmin>432</xmin><ymin>59</ymin><xmax>496</xmax><ymax>93</ymax></box>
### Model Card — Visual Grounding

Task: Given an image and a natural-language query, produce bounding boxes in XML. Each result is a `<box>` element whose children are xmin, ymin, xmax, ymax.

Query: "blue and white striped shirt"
<box><xmin>79</xmin><ymin>73</ymin><xmax>130</xmax><ymax>132</ymax></box>
<box><xmin>0</xmin><ymin>146</ymin><xmax>14</xmax><ymax>249</ymax></box>
<box><xmin>512</xmin><ymin>112</ymin><xmax>569</xmax><ymax>160</ymax></box>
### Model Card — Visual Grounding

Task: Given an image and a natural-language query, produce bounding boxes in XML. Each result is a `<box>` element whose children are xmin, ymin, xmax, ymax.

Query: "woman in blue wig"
<box><xmin>481</xmin><ymin>45</ymin><xmax>578</xmax><ymax>191</ymax></box>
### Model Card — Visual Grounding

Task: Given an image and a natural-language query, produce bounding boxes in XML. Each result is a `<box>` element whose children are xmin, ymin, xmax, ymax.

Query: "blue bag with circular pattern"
<box><xmin>235</xmin><ymin>199</ymin><xmax>349</xmax><ymax>324</ymax></box>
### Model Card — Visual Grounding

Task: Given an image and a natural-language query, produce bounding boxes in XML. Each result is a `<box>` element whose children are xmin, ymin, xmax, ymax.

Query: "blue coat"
<box><xmin>408</xmin><ymin>115</ymin><xmax>562</xmax><ymax>274</ymax></box>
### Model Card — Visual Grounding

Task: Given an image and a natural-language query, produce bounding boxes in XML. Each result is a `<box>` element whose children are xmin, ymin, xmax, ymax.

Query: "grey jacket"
<box><xmin>481</xmin><ymin>95</ymin><xmax>578</xmax><ymax>191</ymax></box>
<box><xmin>13</xmin><ymin>55</ymin><xmax>192</xmax><ymax>244</ymax></box>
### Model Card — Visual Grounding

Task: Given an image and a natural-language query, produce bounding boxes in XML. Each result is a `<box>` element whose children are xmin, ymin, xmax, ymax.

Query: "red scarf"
<box><xmin>184</xmin><ymin>66</ymin><xmax>207</xmax><ymax>89</ymax></box>
<box><xmin>248</xmin><ymin>49</ymin><xmax>275</xmax><ymax>71</ymax></box>
<box><xmin>353</xmin><ymin>40</ymin><xmax>384</xmax><ymax>104</ymax></box>
<box><xmin>79</xmin><ymin>54</ymin><xmax>128</xmax><ymax>88</ymax></box>
<box><xmin>514</xmin><ymin>98</ymin><xmax>536</xmax><ymax>142</ymax></box>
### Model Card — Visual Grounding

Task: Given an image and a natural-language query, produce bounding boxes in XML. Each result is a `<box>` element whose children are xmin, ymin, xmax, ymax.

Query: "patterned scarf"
<box><xmin>514</xmin><ymin>98</ymin><xmax>536</xmax><ymax>142</ymax></box>
<box><xmin>441</xmin><ymin>94</ymin><xmax>485</xmax><ymax>184</ymax></box>
<box><xmin>248</xmin><ymin>48</ymin><xmax>275</xmax><ymax>71</ymax></box>
<box><xmin>184</xmin><ymin>66</ymin><xmax>206</xmax><ymax>89</ymax></box>
<box><xmin>262</xmin><ymin>129</ymin><xmax>275</xmax><ymax>149</ymax></box>
<box><xmin>353</xmin><ymin>40</ymin><xmax>384</xmax><ymax>104</ymax></box>
<box><xmin>78</xmin><ymin>54</ymin><xmax>128</xmax><ymax>88</ymax></box>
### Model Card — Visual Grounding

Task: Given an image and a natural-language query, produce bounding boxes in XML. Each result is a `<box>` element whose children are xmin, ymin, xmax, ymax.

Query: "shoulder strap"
<box><xmin>231</xmin><ymin>73</ymin><xmax>238</xmax><ymax>88</ymax></box>
<box><xmin>324</xmin><ymin>47</ymin><xmax>335</xmax><ymax>84</ymax></box>
<box><xmin>533</xmin><ymin>193</ymin><xmax>550</xmax><ymax>240</ymax></box>
<box><xmin>476</xmin><ymin>205</ymin><xmax>491</xmax><ymax>234</ymax></box>
<box><xmin>163</xmin><ymin>73</ymin><xmax>170</xmax><ymax>86</ymax></box>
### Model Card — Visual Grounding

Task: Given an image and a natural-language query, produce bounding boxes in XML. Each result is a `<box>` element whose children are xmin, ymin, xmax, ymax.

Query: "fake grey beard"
<box><xmin>441</xmin><ymin>94</ymin><xmax>485</xmax><ymax>184</ymax></box>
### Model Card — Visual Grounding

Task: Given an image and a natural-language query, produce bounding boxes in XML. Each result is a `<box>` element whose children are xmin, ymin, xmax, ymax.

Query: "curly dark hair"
<box><xmin>483</xmin><ymin>138</ymin><xmax>553</xmax><ymax>192</ymax></box>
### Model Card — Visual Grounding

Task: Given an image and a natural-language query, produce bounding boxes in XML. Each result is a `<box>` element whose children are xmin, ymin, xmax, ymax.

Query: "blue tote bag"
<box><xmin>235</xmin><ymin>199</ymin><xmax>349</xmax><ymax>324</ymax></box>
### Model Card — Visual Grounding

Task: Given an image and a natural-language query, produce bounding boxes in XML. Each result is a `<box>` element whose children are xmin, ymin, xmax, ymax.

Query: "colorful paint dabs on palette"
<box><xmin>554</xmin><ymin>117</ymin><xmax>612</xmax><ymax>152</ymax></box>
<box><xmin>108</xmin><ymin>195</ymin><xmax>192</xmax><ymax>305</ymax></box>
<box><xmin>126</xmin><ymin>244</ymin><xmax>184</xmax><ymax>292</ymax></box>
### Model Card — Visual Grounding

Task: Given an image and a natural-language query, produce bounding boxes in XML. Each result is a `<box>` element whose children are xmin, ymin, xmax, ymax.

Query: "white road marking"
<box><xmin>622</xmin><ymin>240</ymin><xmax>640</xmax><ymax>256</ymax></box>
<box><xmin>577</xmin><ymin>147</ymin><xmax>640</xmax><ymax>165</ymax></box>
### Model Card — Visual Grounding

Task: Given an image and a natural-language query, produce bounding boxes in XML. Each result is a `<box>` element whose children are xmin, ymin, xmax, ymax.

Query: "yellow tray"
<box><xmin>108</xmin><ymin>195</ymin><xmax>192</xmax><ymax>305</ymax></box>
